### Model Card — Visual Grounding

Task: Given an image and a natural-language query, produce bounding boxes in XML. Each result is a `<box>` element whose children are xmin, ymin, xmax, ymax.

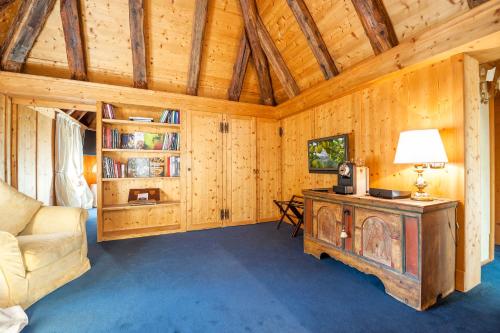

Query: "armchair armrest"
<box><xmin>0</xmin><ymin>231</ymin><xmax>26</xmax><ymax>308</ymax></box>
<box><xmin>21</xmin><ymin>206</ymin><xmax>88</xmax><ymax>235</ymax></box>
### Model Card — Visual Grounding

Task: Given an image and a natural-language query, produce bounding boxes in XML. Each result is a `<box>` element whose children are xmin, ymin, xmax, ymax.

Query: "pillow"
<box><xmin>0</xmin><ymin>181</ymin><xmax>42</xmax><ymax>236</ymax></box>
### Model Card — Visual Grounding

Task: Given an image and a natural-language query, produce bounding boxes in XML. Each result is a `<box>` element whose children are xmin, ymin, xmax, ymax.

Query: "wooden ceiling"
<box><xmin>0</xmin><ymin>0</ymin><xmax>485</xmax><ymax>106</ymax></box>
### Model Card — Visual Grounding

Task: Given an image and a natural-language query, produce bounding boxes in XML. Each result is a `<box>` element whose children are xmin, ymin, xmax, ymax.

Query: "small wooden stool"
<box><xmin>273</xmin><ymin>195</ymin><xmax>304</xmax><ymax>238</ymax></box>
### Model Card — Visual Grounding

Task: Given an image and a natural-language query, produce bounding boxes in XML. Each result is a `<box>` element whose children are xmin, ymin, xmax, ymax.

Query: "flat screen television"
<box><xmin>308</xmin><ymin>134</ymin><xmax>349</xmax><ymax>173</ymax></box>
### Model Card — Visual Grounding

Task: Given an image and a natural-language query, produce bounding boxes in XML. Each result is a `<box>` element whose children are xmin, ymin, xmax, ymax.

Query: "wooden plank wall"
<box><xmin>495</xmin><ymin>94</ymin><xmax>500</xmax><ymax>245</ymax></box>
<box><xmin>280</xmin><ymin>55</ymin><xmax>481</xmax><ymax>292</ymax></box>
<box><xmin>0</xmin><ymin>97</ymin><xmax>56</xmax><ymax>205</ymax></box>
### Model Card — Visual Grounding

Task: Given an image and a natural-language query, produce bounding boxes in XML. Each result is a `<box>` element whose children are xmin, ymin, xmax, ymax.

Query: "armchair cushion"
<box><xmin>0</xmin><ymin>181</ymin><xmax>42</xmax><ymax>236</ymax></box>
<box><xmin>17</xmin><ymin>233</ymin><xmax>82</xmax><ymax>272</ymax></box>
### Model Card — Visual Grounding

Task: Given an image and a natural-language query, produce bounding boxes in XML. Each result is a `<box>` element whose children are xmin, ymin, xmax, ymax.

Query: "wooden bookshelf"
<box><xmin>97</xmin><ymin>101</ymin><xmax>185</xmax><ymax>242</ymax></box>
<box><xmin>102</xmin><ymin>118</ymin><xmax>181</xmax><ymax>129</ymax></box>
<box><xmin>102</xmin><ymin>200</ymin><xmax>181</xmax><ymax>211</ymax></box>
<box><xmin>102</xmin><ymin>176</ymin><xmax>179</xmax><ymax>182</ymax></box>
<box><xmin>102</xmin><ymin>148</ymin><xmax>181</xmax><ymax>155</ymax></box>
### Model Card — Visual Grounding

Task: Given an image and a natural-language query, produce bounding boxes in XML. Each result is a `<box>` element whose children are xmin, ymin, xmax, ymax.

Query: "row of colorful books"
<box><xmin>102</xmin><ymin>157</ymin><xmax>181</xmax><ymax>178</ymax></box>
<box><xmin>160</xmin><ymin>109</ymin><xmax>180</xmax><ymax>124</ymax></box>
<box><xmin>102</xmin><ymin>127</ymin><xmax>121</xmax><ymax>149</ymax></box>
<box><xmin>103</xmin><ymin>129</ymin><xmax>180</xmax><ymax>151</ymax></box>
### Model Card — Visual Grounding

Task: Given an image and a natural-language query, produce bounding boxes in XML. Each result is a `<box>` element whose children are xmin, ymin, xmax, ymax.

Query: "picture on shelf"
<box><xmin>121</xmin><ymin>133</ymin><xmax>135</xmax><ymax>149</ymax></box>
<box><xmin>128</xmin><ymin>158</ymin><xmax>150</xmax><ymax>178</ymax></box>
<box><xmin>144</xmin><ymin>133</ymin><xmax>164</xmax><ymax>150</ymax></box>
<box><xmin>150</xmin><ymin>157</ymin><xmax>165</xmax><ymax>177</ymax></box>
<box><xmin>128</xmin><ymin>188</ymin><xmax>160</xmax><ymax>205</ymax></box>
<box><xmin>133</xmin><ymin>132</ymin><xmax>145</xmax><ymax>150</ymax></box>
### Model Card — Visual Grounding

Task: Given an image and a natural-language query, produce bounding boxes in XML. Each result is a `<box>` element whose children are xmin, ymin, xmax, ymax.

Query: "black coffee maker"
<box><xmin>333</xmin><ymin>162</ymin><xmax>356</xmax><ymax>195</ymax></box>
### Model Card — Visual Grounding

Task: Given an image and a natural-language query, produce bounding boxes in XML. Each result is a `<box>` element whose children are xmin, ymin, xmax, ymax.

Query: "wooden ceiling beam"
<box><xmin>286</xmin><ymin>0</ymin><xmax>338</xmax><ymax>79</ymax></box>
<box><xmin>60</xmin><ymin>0</ymin><xmax>87</xmax><ymax>81</ymax></box>
<box><xmin>239</xmin><ymin>0</ymin><xmax>275</xmax><ymax>106</ymax></box>
<box><xmin>77</xmin><ymin>111</ymin><xmax>88</xmax><ymax>121</ymax></box>
<box><xmin>0</xmin><ymin>0</ymin><xmax>57</xmax><ymax>72</ymax></box>
<box><xmin>187</xmin><ymin>0</ymin><xmax>209</xmax><ymax>96</ymax></box>
<box><xmin>351</xmin><ymin>0</ymin><xmax>398</xmax><ymax>55</ymax></box>
<box><xmin>228</xmin><ymin>31</ymin><xmax>251</xmax><ymax>101</ymax></box>
<box><xmin>467</xmin><ymin>0</ymin><xmax>489</xmax><ymax>8</ymax></box>
<box><xmin>255</xmin><ymin>16</ymin><xmax>300</xmax><ymax>98</ymax></box>
<box><xmin>128</xmin><ymin>0</ymin><xmax>147</xmax><ymax>89</ymax></box>
<box><xmin>0</xmin><ymin>0</ymin><xmax>15</xmax><ymax>10</ymax></box>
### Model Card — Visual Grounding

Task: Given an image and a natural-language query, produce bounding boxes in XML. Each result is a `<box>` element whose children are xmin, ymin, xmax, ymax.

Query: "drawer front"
<box><xmin>313</xmin><ymin>201</ymin><xmax>343</xmax><ymax>248</ymax></box>
<box><xmin>354</xmin><ymin>208</ymin><xmax>403</xmax><ymax>272</ymax></box>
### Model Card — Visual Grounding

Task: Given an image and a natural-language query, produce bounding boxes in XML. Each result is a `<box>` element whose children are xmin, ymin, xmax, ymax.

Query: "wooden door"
<box><xmin>224</xmin><ymin>115</ymin><xmax>257</xmax><ymax>226</ymax></box>
<box><xmin>186</xmin><ymin>111</ymin><xmax>224</xmax><ymax>230</ymax></box>
<box><xmin>256</xmin><ymin>118</ymin><xmax>281</xmax><ymax>222</ymax></box>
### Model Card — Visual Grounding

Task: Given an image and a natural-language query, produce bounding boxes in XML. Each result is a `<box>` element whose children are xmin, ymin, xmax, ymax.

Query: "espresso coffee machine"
<box><xmin>333</xmin><ymin>162</ymin><xmax>368</xmax><ymax>195</ymax></box>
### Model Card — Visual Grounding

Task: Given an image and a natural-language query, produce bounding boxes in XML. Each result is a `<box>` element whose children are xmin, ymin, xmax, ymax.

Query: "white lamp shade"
<box><xmin>394</xmin><ymin>129</ymin><xmax>448</xmax><ymax>164</ymax></box>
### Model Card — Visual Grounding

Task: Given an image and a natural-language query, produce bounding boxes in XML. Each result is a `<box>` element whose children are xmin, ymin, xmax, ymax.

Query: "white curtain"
<box><xmin>55</xmin><ymin>113</ymin><xmax>93</xmax><ymax>209</ymax></box>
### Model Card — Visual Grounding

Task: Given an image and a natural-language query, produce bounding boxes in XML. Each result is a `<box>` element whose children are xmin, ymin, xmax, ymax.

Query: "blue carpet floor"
<box><xmin>24</xmin><ymin>209</ymin><xmax>500</xmax><ymax>333</ymax></box>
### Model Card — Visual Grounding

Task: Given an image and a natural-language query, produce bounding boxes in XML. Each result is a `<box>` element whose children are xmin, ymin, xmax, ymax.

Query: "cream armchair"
<box><xmin>0</xmin><ymin>182</ymin><xmax>90</xmax><ymax>309</ymax></box>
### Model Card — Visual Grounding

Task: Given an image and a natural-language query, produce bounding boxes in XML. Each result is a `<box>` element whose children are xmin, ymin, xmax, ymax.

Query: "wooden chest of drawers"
<box><xmin>303</xmin><ymin>189</ymin><xmax>458</xmax><ymax>310</ymax></box>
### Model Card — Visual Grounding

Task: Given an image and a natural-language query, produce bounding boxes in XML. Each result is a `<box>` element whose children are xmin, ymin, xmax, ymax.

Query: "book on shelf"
<box><xmin>102</xmin><ymin>129</ymin><xmax>180</xmax><ymax>152</ymax></box>
<box><xmin>159</xmin><ymin>109</ymin><xmax>180</xmax><ymax>124</ymax></box>
<box><xmin>129</xmin><ymin>116</ymin><xmax>154</xmax><ymax>123</ymax></box>
<box><xmin>102</xmin><ymin>103</ymin><xmax>116</xmax><ymax>119</ymax></box>
<box><xmin>162</xmin><ymin>132</ymin><xmax>180</xmax><ymax>151</ymax></box>
<box><xmin>166</xmin><ymin>156</ymin><xmax>180</xmax><ymax>177</ymax></box>
<box><xmin>103</xmin><ymin>127</ymin><xmax>121</xmax><ymax>149</ymax></box>
<box><xmin>128</xmin><ymin>158</ymin><xmax>150</xmax><ymax>178</ymax></box>
<box><xmin>102</xmin><ymin>157</ymin><xmax>127</xmax><ymax>178</ymax></box>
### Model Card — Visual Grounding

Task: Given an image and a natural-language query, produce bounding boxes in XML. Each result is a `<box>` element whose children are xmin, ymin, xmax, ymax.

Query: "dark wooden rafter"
<box><xmin>351</xmin><ymin>0</ymin><xmax>398</xmax><ymax>55</ymax></box>
<box><xmin>0</xmin><ymin>0</ymin><xmax>15</xmax><ymax>10</ymax></box>
<box><xmin>228</xmin><ymin>31</ymin><xmax>251</xmax><ymax>101</ymax></box>
<box><xmin>286</xmin><ymin>0</ymin><xmax>338</xmax><ymax>79</ymax></box>
<box><xmin>187</xmin><ymin>0</ymin><xmax>209</xmax><ymax>96</ymax></box>
<box><xmin>128</xmin><ymin>0</ymin><xmax>147</xmax><ymax>89</ymax></box>
<box><xmin>0</xmin><ymin>0</ymin><xmax>57</xmax><ymax>72</ymax></box>
<box><xmin>467</xmin><ymin>0</ymin><xmax>489</xmax><ymax>8</ymax></box>
<box><xmin>239</xmin><ymin>0</ymin><xmax>275</xmax><ymax>106</ymax></box>
<box><xmin>60</xmin><ymin>0</ymin><xmax>87</xmax><ymax>81</ymax></box>
<box><xmin>255</xmin><ymin>15</ymin><xmax>299</xmax><ymax>98</ymax></box>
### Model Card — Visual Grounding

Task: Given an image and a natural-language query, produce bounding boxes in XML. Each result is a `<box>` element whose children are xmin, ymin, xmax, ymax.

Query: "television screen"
<box><xmin>308</xmin><ymin>134</ymin><xmax>349</xmax><ymax>173</ymax></box>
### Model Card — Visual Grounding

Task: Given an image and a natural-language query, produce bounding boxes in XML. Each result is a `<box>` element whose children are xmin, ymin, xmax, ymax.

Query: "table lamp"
<box><xmin>393</xmin><ymin>129</ymin><xmax>448</xmax><ymax>201</ymax></box>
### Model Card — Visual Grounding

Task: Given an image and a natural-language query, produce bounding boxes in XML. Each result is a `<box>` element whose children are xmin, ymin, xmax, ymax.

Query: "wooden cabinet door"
<box><xmin>256</xmin><ymin>118</ymin><xmax>281</xmax><ymax>222</ymax></box>
<box><xmin>186</xmin><ymin>111</ymin><xmax>224</xmax><ymax>230</ymax></box>
<box><xmin>354</xmin><ymin>208</ymin><xmax>403</xmax><ymax>272</ymax></box>
<box><xmin>313</xmin><ymin>201</ymin><xmax>344</xmax><ymax>248</ymax></box>
<box><xmin>224</xmin><ymin>115</ymin><xmax>256</xmax><ymax>226</ymax></box>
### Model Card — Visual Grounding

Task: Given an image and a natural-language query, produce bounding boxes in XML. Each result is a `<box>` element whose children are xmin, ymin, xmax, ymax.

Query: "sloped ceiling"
<box><xmin>0</xmin><ymin>0</ymin><xmax>470</xmax><ymax>105</ymax></box>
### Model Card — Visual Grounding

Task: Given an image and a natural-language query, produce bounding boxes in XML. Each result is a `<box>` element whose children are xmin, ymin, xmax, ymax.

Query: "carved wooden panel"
<box><xmin>313</xmin><ymin>201</ymin><xmax>343</xmax><ymax>248</ymax></box>
<box><xmin>354</xmin><ymin>208</ymin><xmax>403</xmax><ymax>272</ymax></box>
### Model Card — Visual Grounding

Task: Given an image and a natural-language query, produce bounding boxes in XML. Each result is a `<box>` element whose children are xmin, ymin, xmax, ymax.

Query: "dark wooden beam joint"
<box><xmin>351</xmin><ymin>0</ymin><xmax>398</xmax><ymax>55</ymax></box>
<box><xmin>128</xmin><ymin>0</ymin><xmax>147</xmax><ymax>89</ymax></box>
<box><xmin>287</xmin><ymin>0</ymin><xmax>338</xmax><ymax>79</ymax></box>
<box><xmin>1</xmin><ymin>0</ymin><xmax>57</xmax><ymax>72</ymax></box>
<box><xmin>228</xmin><ymin>32</ymin><xmax>251</xmax><ymax>101</ymax></box>
<box><xmin>60</xmin><ymin>0</ymin><xmax>87</xmax><ymax>81</ymax></box>
<box><xmin>467</xmin><ymin>0</ymin><xmax>489</xmax><ymax>8</ymax></box>
<box><xmin>187</xmin><ymin>0</ymin><xmax>209</xmax><ymax>96</ymax></box>
<box><xmin>239</xmin><ymin>0</ymin><xmax>275</xmax><ymax>106</ymax></box>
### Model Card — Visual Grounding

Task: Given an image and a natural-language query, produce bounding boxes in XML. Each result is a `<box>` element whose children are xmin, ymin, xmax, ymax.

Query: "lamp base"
<box><xmin>411</xmin><ymin>191</ymin><xmax>434</xmax><ymax>201</ymax></box>
<box><xmin>411</xmin><ymin>165</ymin><xmax>434</xmax><ymax>201</ymax></box>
